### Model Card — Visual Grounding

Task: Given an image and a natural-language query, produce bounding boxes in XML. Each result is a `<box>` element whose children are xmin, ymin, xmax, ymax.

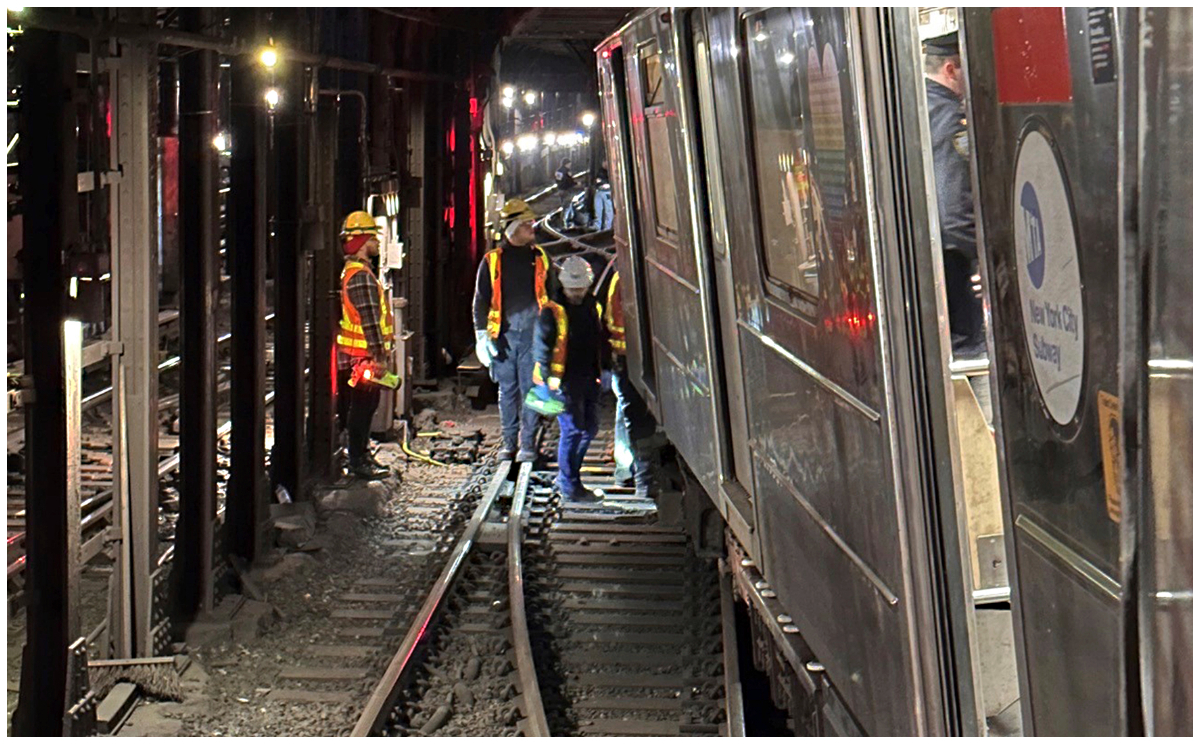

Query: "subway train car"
<box><xmin>596</xmin><ymin>7</ymin><xmax>1191</xmax><ymax>737</ymax></box>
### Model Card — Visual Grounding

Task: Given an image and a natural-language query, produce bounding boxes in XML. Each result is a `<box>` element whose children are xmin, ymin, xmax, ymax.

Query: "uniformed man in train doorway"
<box><xmin>474</xmin><ymin>198</ymin><xmax>555</xmax><ymax>462</ymax></box>
<box><xmin>924</xmin><ymin>31</ymin><xmax>986</xmax><ymax>360</ymax></box>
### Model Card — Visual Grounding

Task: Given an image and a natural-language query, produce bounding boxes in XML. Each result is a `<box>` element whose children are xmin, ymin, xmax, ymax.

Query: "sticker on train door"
<box><xmin>1013</xmin><ymin>126</ymin><xmax>1085</xmax><ymax>426</ymax></box>
<box><xmin>1096</xmin><ymin>390</ymin><xmax>1122</xmax><ymax>523</ymax></box>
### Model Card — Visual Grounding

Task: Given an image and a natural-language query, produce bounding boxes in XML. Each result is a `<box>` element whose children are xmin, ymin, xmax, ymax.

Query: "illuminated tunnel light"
<box><xmin>259</xmin><ymin>46</ymin><xmax>278</xmax><ymax>68</ymax></box>
<box><xmin>517</xmin><ymin>134</ymin><xmax>538</xmax><ymax>152</ymax></box>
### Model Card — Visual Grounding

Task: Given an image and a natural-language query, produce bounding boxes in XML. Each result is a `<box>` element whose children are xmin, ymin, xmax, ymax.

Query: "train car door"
<box><xmin>673</xmin><ymin>11</ymin><xmax>758</xmax><ymax>544</ymax></box>
<box><xmin>596</xmin><ymin>41</ymin><xmax>659</xmax><ymax>412</ymax></box>
<box><xmin>620</xmin><ymin>12</ymin><xmax>721</xmax><ymax>494</ymax></box>
<box><xmin>962</xmin><ymin>8</ymin><xmax>1140</xmax><ymax>734</ymax></box>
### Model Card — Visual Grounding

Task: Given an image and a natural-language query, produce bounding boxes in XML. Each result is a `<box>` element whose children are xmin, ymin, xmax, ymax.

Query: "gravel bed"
<box><xmin>386</xmin><ymin>551</ymin><xmax>521</xmax><ymax>737</ymax></box>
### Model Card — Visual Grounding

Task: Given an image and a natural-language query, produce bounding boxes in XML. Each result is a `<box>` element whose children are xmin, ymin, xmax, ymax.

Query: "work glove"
<box><xmin>548</xmin><ymin>376</ymin><xmax>562</xmax><ymax>392</ymax></box>
<box><xmin>475</xmin><ymin>330</ymin><xmax>497</xmax><ymax>369</ymax></box>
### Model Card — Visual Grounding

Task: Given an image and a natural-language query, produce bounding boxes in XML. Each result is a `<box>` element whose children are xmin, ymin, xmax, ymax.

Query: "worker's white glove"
<box><xmin>475</xmin><ymin>330</ymin><xmax>497</xmax><ymax>368</ymax></box>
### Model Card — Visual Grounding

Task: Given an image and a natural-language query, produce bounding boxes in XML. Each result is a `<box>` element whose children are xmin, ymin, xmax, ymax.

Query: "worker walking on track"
<box><xmin>336</xmin><ymin>210</ymin><xmax>396</xmax><ymax>481</ymax></box>
<box><xmin>533</xmin><ymin>256</ymin><xmax>607</xmax><ymax>502</ymax></box>
<box><xmin>474</xmin><ymin>198</ymin><xmax>556</xmax><ymax>462</ymax></box>
<box><xmin>601</xmin><ymin>267</ymin><xmax>655</xmax><ymax>499</ymax></box>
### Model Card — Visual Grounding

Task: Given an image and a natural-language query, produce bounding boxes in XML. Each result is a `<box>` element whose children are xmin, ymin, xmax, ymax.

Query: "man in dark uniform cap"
<box><xmin>924</xmin><ymin>31</ymin><xmax>986</xmax><ymax>358</ymax></box>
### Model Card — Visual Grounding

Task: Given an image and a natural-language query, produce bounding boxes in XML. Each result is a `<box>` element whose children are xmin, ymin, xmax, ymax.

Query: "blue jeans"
<box><xmin>556</xmin><ymin>380</ymin><xmax>600</xmax><ymax>498</ymax></box>
<box><xmin>490</xmin><ymin>325</ymin><xmax>539</xmax><ymax>451</ymax></box>
<box><xmin>558</xmin><ymin>192</ymin><xmax>575</xmax><ymax>227</ymax></box>
<box><xmin>589</xmin><ymin>189</ymin><xmax>613</xmax><ymax>231</ymax></box>
<box><xmin>612</xmin><ymin>367</ymin><xmax>654</xmax><ymax>490</ymax></box>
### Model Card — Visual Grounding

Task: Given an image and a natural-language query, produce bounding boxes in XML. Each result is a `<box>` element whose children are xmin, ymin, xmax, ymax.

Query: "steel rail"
<box><xmin>718</xmin><ymin>558</ymin><xmax>746</xmax><ymax>736</ymax></box>
<box><xmin>351</xmin><ymin>461</ymin><xmax>514</xmax><ymax>736</ymax></box>
<box><xmin>507</xmin><ymin>461</ymin><xmax>550</xmax><ymax>736</ymax></box>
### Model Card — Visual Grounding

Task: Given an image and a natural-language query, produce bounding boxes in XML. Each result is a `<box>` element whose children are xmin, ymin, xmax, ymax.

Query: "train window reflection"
<box><xmin>638</xmin><ymin>45</ymin><xmax>679</xmax><ymax>237</ymax></box>
<box><xmin>743</xmin><ymin>8</ymin><xmax>857</xmax><ymax>303</ymax></box>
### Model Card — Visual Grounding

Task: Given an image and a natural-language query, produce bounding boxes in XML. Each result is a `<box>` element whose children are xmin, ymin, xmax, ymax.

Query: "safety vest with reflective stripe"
<box><xmin>533</xmin><ymin>299</ymin><xmax>603</xmax><ymax>385</ymax></box>
<box><xmin>604</xmin><ymin>271</ymin><xmax>626</xmax><ymax>355</ymax></box>
<box><xmin>337</xmin><ymin>259</ymin><xmax>394</xmax><ymax>357</ymax></box>
<box><xmin>484</xmin><ymin>244</ymin><xmax>551</xmax><ymax>339</ymax></box>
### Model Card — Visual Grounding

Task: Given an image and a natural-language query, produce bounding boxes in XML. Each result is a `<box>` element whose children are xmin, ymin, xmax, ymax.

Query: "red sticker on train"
<box><xmin>991</xmin><ymin>7</ymin><xmax>1074</xmax><ymax>104</ymax></box>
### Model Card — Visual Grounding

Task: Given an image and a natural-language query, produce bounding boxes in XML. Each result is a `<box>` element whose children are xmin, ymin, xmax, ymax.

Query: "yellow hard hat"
<box><xmin>341</xmin><ymin>210</ymin><xmax>380</xmax><ymax>237</ymax></box>
<box><xmin>498</xmin><ymin>198</ymin><xmax>536</xmax><ymax>226</ymax></box>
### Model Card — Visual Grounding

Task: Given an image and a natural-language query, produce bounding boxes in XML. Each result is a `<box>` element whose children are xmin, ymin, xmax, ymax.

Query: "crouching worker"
<box><xmin>533</xmin><ymin>256</ymin><xmax>606</xmax><ymax>502</ymax></box>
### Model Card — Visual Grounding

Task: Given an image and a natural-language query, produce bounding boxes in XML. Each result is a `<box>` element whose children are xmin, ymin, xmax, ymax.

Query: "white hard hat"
<box><xmin>559</xmin><ymin>255</ymin><xmax>594</xmax><ymax>289</ymax></box>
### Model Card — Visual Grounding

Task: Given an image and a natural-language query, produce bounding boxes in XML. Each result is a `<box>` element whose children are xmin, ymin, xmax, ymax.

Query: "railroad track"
<box><xmin>353</xmin><ymin>414</ymin><xmax>744</xmax><ymax>737</ymax></box>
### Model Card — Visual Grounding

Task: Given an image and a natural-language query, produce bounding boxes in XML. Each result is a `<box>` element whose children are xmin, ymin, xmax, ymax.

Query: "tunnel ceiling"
<box><xmin>496</xmin><ymin>8</ymin><xmax>632</xmax><ymax>93</ymax></box>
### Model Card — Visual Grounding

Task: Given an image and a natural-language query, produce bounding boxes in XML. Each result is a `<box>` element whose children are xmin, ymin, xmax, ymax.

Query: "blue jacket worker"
<box><xmin>533</xmin><ymin>256</ymin><xmax>608</xmax><ymax>502</ymax></box>
<box><xmin>554</xmin><ymin>159</ymin><xmax>578</xmax><ymax>228</ymax></box>
<box><xmin>473</xmin><ymin>198</ymin><xmax>555</xmax><ymax>462</ymax></box>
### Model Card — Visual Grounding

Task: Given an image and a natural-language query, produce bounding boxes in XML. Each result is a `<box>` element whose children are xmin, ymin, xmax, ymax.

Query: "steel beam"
<box><xmin>109</xmin><ymin>42</ymin><xmax>160</xmax><ymax>657</ymax></box>
<box><xmin>22</xmin><ymin>9</ymin><xmax>458</xmax><ymax>84</ymax></box>
<box><xmin>273</xmin><ymin>52</ymin><xmax>306</xmax><ymax>500</ymax></box>
<box><xmin>175</xmin><ymin>8</ymin><xmax>218</xmax><ymax>619</ymax></box>
<box><xmin>13</xmin><ymin>28</ymin><xmax>75</xmax><ymax>736</ymax></box>
<box><xmin>227</xmin><ymin>34</ymin><xmax>268</xmax><ymax>561</ymax></box>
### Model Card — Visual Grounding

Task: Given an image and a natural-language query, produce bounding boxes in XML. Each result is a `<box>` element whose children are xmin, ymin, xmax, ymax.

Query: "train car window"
<box><xmin>642</xmin><ymin>52</ymin><xmax>665</xmax><ymax>107</ymax></box>
<box><xmin>693</xmin><ymin>35</ymin><xmax>730</xmax><ymax>259</ymax></box>
<box><xmin>742</xmin><ymin>8</ymin><xmax>860</xmax><ymax>305</ymax></box>
<box><xmin>638</xmin><ymin>44</ymin><xmax>680</xmax><ymax>237</ymax></box>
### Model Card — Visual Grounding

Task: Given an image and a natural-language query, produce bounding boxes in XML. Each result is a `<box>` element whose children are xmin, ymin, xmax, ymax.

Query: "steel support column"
<box><xmin>13</xmin><ymin>28</ymin><xmax>76</xmax><ymax>736</ymax></box>
<box><xmin>307</xmin><ymin>97</ymin><xmax>339</xmax><ymax>478</ymax></box>
<box><xmin>273</xmin><ymin>55</ymin><xmax>306</xmax><ymax>500</ymax></box>
<box><xmin>227</xmin><ymin>43</ymin><xmax>268</xmax><ymax>561</ymax></box>
<box><xmin>109</xmin><ymin>42</ymin><xmax>160</xmax><ymax>657</ymax></box>
<box><xmin>175</xmin><ymin>8</ymin><xmax>218</xmax><ymax>618</ymax></box>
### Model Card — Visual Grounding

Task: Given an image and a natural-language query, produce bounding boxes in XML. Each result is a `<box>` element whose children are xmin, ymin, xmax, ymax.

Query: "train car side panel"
<box><xmin>704</xmin><ymin>7</ymin><xmax>923</xmax><ymax>734</ymax></box>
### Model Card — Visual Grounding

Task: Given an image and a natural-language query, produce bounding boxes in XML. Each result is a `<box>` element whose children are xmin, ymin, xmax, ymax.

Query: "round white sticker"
<box><xmin>1012</xmin><ymin>128</ymin><xmax>1084</xmax><ymax>426</ymax></box>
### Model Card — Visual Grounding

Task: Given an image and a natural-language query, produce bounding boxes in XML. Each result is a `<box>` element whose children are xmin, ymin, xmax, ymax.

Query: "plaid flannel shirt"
<box><xmin>337</xmin><ymin>261</ymin><xmax>387</xmax><ymax>371</ymax></box>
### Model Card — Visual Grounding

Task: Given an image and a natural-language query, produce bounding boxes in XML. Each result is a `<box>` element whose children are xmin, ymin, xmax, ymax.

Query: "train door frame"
<box><xmin>597</xmin><ymin>41</ymin><xmax>659</xmax><ymax>411</ymax></box>
<box><xmin>671</xmin><ymin>9</ymin><xmax>758</xmax><ymax>544</ymax></box>
<box><xmin>858</xmin><ymin>8</ymin><xmax>1004</xmax><ymax>735</ymax></box>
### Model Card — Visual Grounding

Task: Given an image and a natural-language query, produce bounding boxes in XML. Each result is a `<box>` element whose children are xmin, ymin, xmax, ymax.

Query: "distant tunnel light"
<box><xmin>502</xmin><ymin>85</ymin><xmax>515</xmax><ymax>98</ymax></box>
<box><xmin>517</xmin><ymin>134</ymin><xmax>538</xmax><ymax>152</ymax></box>
<box><xmin>500</xmin><ymin>140</ymin><xmax>514</xmax><ymax>157</ymax></box>
<box><xmin>259</xmin><ymin>46</ymin><xmax>278</xmax><ymax>68</ymax></box>
<box><xmin>523</xmin><ymin>90</ymin><xmax>537</xmax><ymax>106</ymax></box>
<box><xmin>212</xmin><ymin>132</ymin><xmax>228</xmax><ymax>152</ymax></box>
<box><xmin>501</xmin><ymin>97</ymin><xmax>513</xmax><ymax>108</ymax></box>
<box><xmin>581</xmin><ymin>112</ymin><xmax>596</xmax><ymax>128</ymax></box>
<box><xmin>543</xmin><ymin>132</ymin><xmax>556</xmax><ymax>146</ymax></box>
<box><xmin>264</xmin><ymin>87</ymin><xmax>281</xmax><ymax>109</ymax></box>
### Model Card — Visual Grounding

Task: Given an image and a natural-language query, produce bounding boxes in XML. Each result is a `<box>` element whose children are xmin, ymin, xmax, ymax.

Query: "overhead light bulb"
<box><xmin>543</xmin><ymin>132</ymin><xmax>556</xmax><ymax>146</ymax></box>
<box><xmin>500</xmin><ymin>140</ymin><xmax>514</xmax><ymax>156</ymax></box>
<box><xmin>581</xmin><ymin>112</ymin><xmax>596</xmax><ymax>128</ymax></box>
<box><xmin>523</xmin><ymin>90</ymin><xmax>537</xmax><ymax>106</ymax></box>
<box><xmin>212</xmin><ymin>132</ymin><xmax>227</xmax><ymax>151</ymax></box>
<box><xmin>502</xmin><ymin>85</ymin><xmax>515</xmax><ymax>98</ymax></box>
<box><xmin>259</xmin><ymin>46</ymin><xmax>278</xmax><ymax>68</ymax></box>
<box><xmin>264</xmin><ymin>87</ymin><xmax>281</xmax><ymax>109</ymax></box>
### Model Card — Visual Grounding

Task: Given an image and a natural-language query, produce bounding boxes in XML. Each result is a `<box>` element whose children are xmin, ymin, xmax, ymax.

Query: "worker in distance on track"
<box><xmin>532</xmin><ymin>256</ymin><xmax>608</xmax><ymax>503</ymax></box>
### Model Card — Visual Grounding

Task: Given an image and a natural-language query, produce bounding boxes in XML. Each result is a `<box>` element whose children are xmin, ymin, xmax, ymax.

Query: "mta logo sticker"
<box><xmin>1019</xmin><ymin>181</ymin><xmax>1045</xmax><ymax>289</ymax></box>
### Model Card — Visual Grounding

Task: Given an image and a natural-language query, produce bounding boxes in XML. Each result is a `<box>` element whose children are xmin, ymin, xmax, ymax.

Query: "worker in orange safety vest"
<box><xmin>336</xmin><ymin>210</ymin><xmax>395</xmax><ymax>481</ymax></box>
<box><xmin>600</xmin><ymin>265</ymin><xmax>656</xmax><ymax>499</ymax></box>
<box><xmin>472</xmin><ymin>198</ymin><xmax>556</xmax><ymax>461</ymax></box>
